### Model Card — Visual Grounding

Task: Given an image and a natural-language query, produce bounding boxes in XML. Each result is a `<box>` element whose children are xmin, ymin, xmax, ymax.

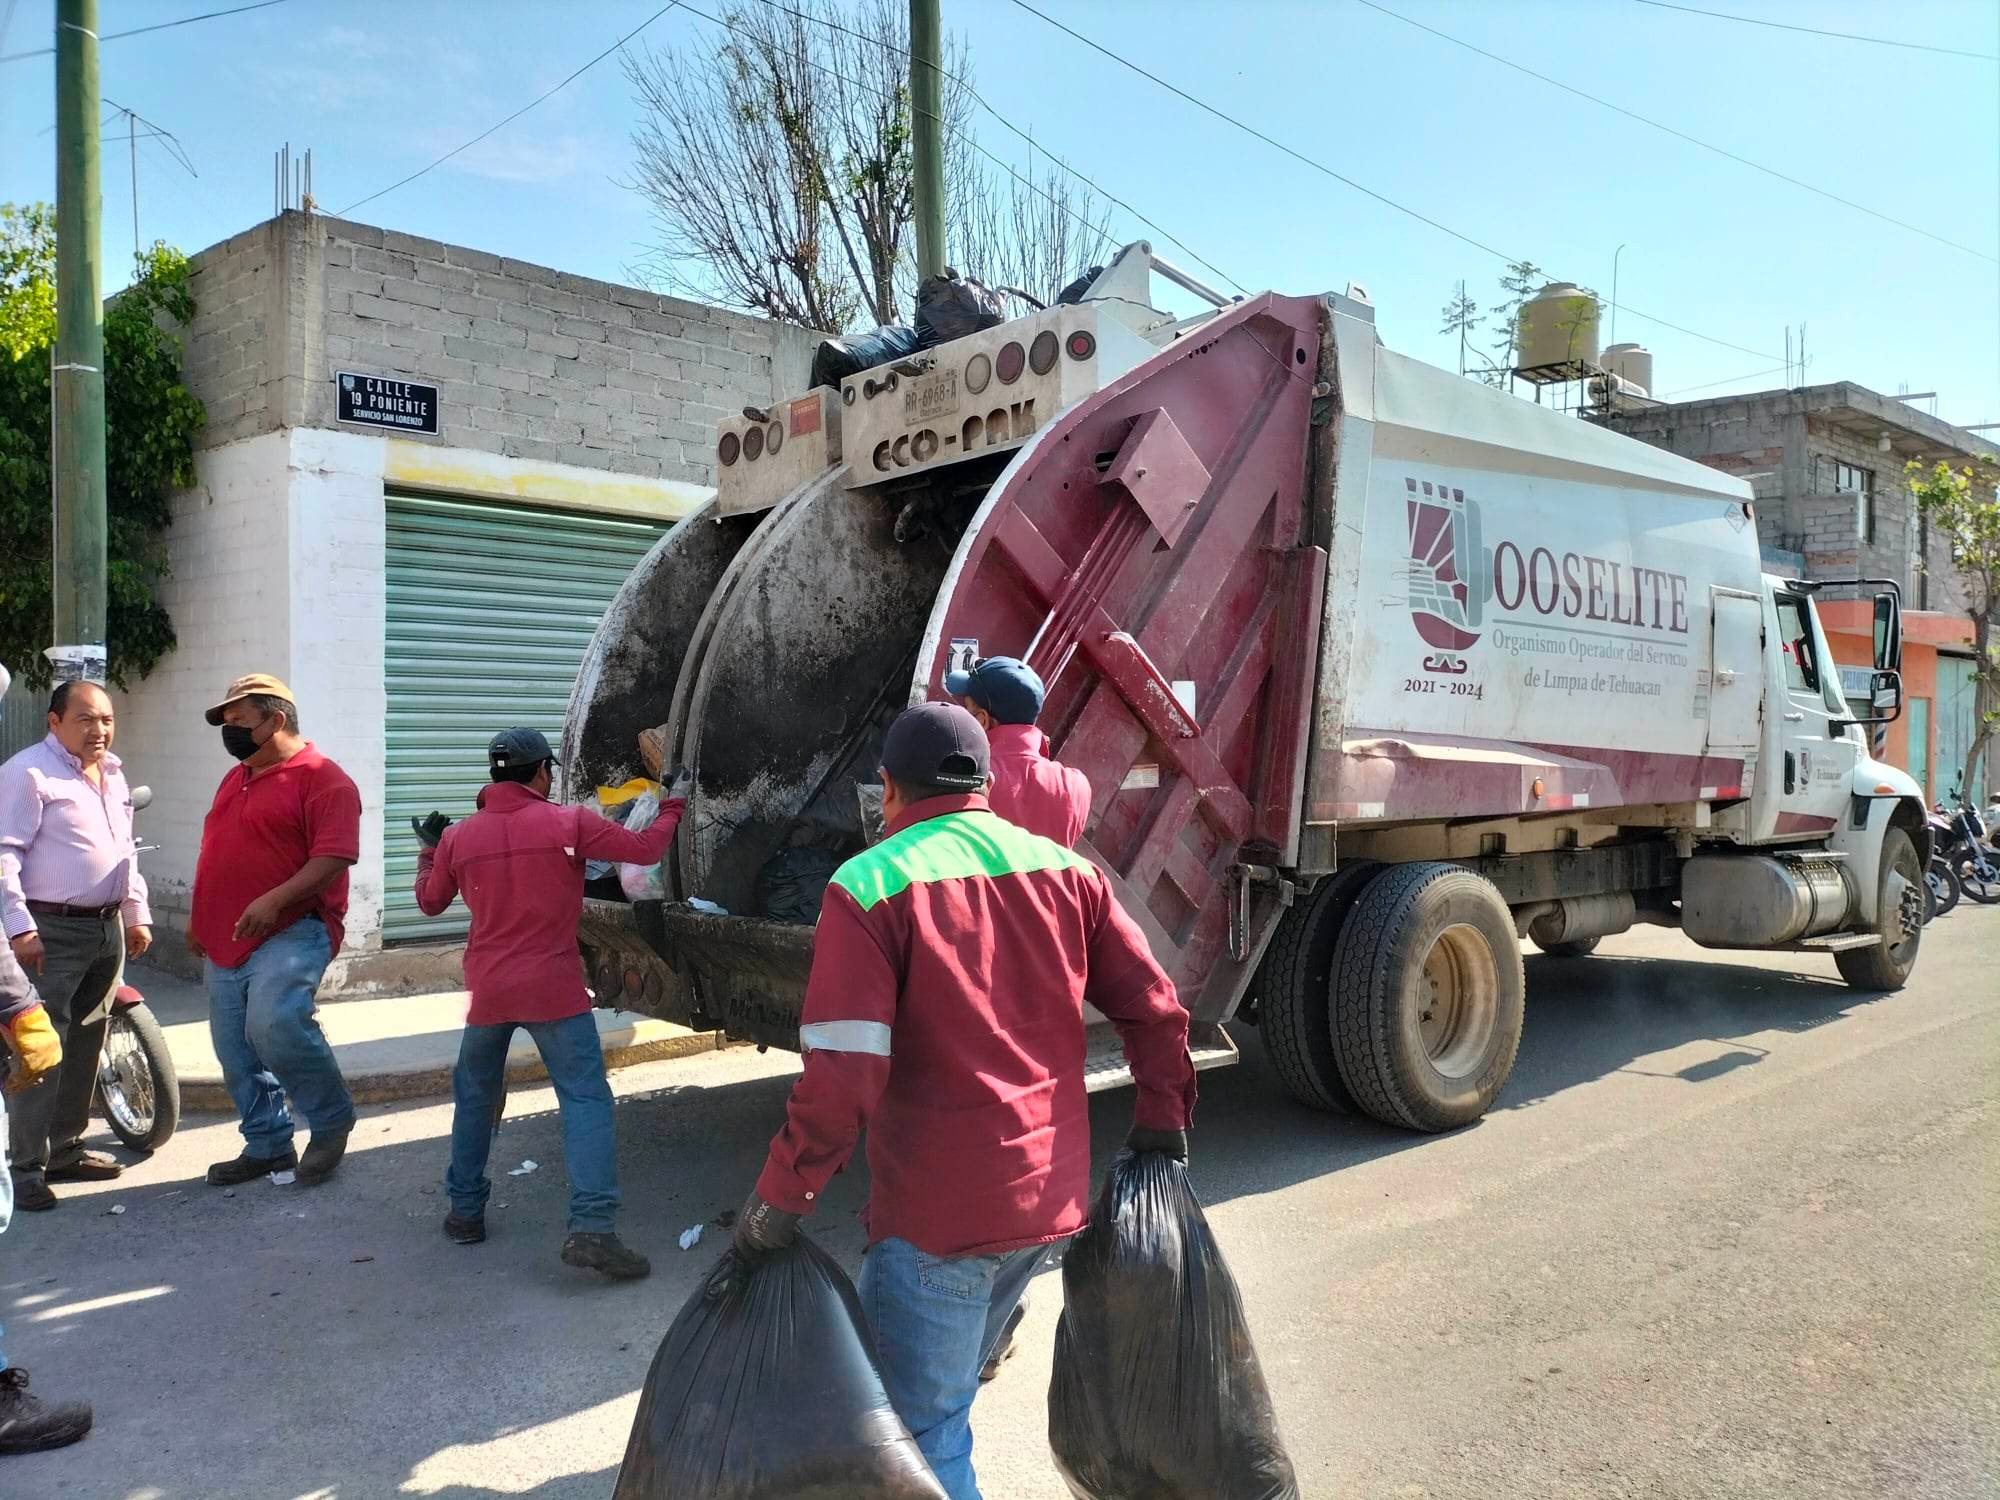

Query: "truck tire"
<box><xmin>1835</xmin><ymin>826</ymin><xmax>1923</xmax><ymax>991</ymax></box>
<box><xmin>1255</xmin><ymin>862</ymin><xmax>1380</xmax><ymax>1113</ymax></box>
<box><xmin>1330</xmin><ymin>863</ymin><xmax>1525</xmax><ymax>1132</ymax></box>
<box><xmin>1534</xmin><ymin>935</ymin><xmax>1600</xmax><ymax>958</ymax></box>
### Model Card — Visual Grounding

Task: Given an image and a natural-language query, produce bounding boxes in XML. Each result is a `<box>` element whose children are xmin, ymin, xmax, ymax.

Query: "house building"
<box><xmin>113</xmin><ymin>210</ymin><xmax>817</xmax><ymax>989</ymax></box>
<box><xmin>1595</xmin><ymin>382</ymin><xmax>1997</xmax><ymax>802</ymax></box>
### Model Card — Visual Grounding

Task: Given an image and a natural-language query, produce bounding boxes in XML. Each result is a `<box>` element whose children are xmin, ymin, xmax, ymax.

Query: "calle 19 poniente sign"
<box><xmin>336</xmin><ymin>372</ymin><xmax>439</xmax><ymax>434</ymax></box>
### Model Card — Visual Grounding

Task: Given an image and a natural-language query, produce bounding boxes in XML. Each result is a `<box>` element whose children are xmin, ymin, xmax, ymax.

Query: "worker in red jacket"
<box><xmin>946</xmin><ymin>655</ymin><xmax>1090</xmax><ymax>847</ymax></box>
<box><xmin>412</xmin><ymin>728</ymin><xmax>688</xmax><ymax>1282</ymax></box>
<box><xmin>729</xmin><ymin>703</ymin><xmax>1194</xmax><ymax>1500</ymax></box>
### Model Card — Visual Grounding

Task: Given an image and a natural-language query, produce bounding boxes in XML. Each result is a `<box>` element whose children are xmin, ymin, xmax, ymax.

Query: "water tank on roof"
<box><xmin>1601</xmin><ymin>342</ymin><xmax>1653</xmax><ymax>395</ymax></box>
<box><xmin>1515</xmin><ymin>282</ymin><xmax>1601</xmax><ymax>371</ymax></box>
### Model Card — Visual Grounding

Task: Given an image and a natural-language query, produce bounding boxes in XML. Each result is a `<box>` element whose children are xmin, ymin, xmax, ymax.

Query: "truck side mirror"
<box><xmin>1835</xmin><ymin>668</ymin><xmax>1903</xmax><ymax>735</ymax></box>
<box><xmin>1872</xmin><ymin>591</ymin><xmax>1901</xmax><ymax>674</ymax></box>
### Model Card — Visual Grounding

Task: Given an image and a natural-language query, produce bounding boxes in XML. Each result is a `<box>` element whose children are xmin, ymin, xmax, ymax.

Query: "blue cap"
<box><xmin>488</xmin><ymin>726</ymin><xmax>558</xmax><ymax>772</ymax></box>
<box><xmin>945</xmin><ymin>655</ymin><xmax>1045</xmax><ymax>725</ymax></box>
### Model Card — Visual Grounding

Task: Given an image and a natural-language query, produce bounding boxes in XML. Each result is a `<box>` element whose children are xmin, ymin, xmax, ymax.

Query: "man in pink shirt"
<box><xmin>412</xmin><ymin>728</ymin><xmax>689</xmax><ymax>1280</ymax></box>
<box><xmin>946</xmin><ymin>656</ymin><xmax>1091</xmax><ymax>848</ymax></box>
<box><xmin>0</xmin><ymin>681</ymin><xmax>151</xmax><ymax>1211</ymax></box>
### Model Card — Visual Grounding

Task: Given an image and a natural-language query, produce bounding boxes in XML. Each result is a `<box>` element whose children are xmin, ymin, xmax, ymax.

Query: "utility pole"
<box><xmin>52</xmin><ymin>0</ymin><xmax>108</xmax><ymax>682</ymax></box>
<box><xmin>910</xmin><ymin>0</ymin><xmax>945</xmax><ymax>280</ymax></box>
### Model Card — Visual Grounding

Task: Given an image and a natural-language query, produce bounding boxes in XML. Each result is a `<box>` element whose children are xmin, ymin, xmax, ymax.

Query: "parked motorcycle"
<box><xmin>1937</xmin><ymin>793</ymin><xmax>2000</xmax><ymax>905</ymax></box>
<box><xmin>91</xmin><ymin>785</ymin><xmax>181</xmax><ymax>1152</ymax></box>
<box><xmin>1924</xmin><ymin>810</ymin><xmax>1962</xmax><ymax>919</ymax></box>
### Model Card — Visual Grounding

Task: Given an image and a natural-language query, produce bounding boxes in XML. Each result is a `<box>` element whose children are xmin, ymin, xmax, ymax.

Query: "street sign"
<box><xmin>337</xmin><ymin>372</ymin><xmax>439</xmax><ymax>434</ymax></box>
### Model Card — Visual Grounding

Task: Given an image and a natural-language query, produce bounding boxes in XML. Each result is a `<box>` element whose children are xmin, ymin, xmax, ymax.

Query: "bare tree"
<box><xmin>624</xmin><ymin>0</ymin><xmax>1108</xmax><ymax>331</ymax></box>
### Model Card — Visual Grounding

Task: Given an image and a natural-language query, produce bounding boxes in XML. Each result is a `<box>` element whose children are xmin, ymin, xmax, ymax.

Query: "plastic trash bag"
<box><xmin>754</xmin><ymin>846</ymin><xmax>845</xmax><ymax>925</ymax></box>
<box><xmin>616</xmin><ymin>790</ymin><xmax>666</xmax><ymax>902</ymax></box>
<box><xmin>1054</xmin><ymin>266</ymin><xmax>1106</xmax><ymax>306</ymax></box>
<box><xmin>614</xmin><ymin>1239</ymin><xmax>947</xmax><ymax>1500</ymax></box>
<box><xmin>1049</xmin><ymin>1150</ymin><xmax>1299</xmax><ymax>1500</ymax></box>
<box><xmin>811</xmin><ymin>324</ymin><xmax>924</xmax><ymax>390</ymax></box>
<box><xmin>914</xmin><ymin>270</ymin><xmax>1006</xmax><ymax>346</ymax></box>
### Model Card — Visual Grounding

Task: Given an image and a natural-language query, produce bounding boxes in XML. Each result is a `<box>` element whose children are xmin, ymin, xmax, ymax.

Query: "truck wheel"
<box><xmin>1255</xmin><ymin>862</ymin><xmax>1380</xmax><ymax>1113</ymax></box>
<box><xmin>1330</xmin><ymin>863</ymin><xmax>1525</xmax><ymax>1132</ymax></box>
<box><xmin>1534</xmin><ymin>935</ymin><xmax>1600</xmax><ymax>958</ymax></box>
<box><xmin>1835</xmin><ymin>827</ymin><xmax>1923</xmax><ymax>991</ymax></box>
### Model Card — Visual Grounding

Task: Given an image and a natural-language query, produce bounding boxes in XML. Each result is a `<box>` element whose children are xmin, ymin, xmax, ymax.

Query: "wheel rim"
<box><xmin>1418</xmin><ymin>923</ymin><xmax>1499</xmax><ymax>1080</ymax></box>
<box><xmin>1887</xmin><ymin>840</ymin><xmax>1923</xmax><ymax>959</ymax></box>
<box><xmin>97</xmin><ymin>1016</ymin><xmax>156</xmax><ymax>1138</ymax></box>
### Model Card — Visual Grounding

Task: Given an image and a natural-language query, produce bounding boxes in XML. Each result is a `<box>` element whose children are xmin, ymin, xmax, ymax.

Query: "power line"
<box><xmin>1357</xmin><ymin>0</ymin><xmax>1996</xmax><ymax>265</ymax></box>
<box><xmin>1660</xmin><ymin>362</ymin><xmax>1793</xmax><ymax>398</ymax></box>
<box><xmin>740</xmin><ymin>0</ymin><xmax>1247</xmax><ymax>294</ymax></box>
<box><xmin>1</xmin><ymin>0</ymin><xmax>300</xmax><ymax>63</ymax></box>
<box><xmin>1632</xmin><ymin>0</ymin><xmax>1998</xmax><ymax>62</ymax></box>
<box><xmin>337</xmin><ymin>4</ymin><xmax>680</xmax><ymax>216</ymax></box>
<box><xmin>1006</xmin><ymin>0</ymin><xmax>1782</xmax><ymax>363</ymax></box>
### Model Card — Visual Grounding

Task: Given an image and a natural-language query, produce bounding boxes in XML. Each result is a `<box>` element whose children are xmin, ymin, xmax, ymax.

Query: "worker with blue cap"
<box><xmin>944</xmin><ymin>656</ymin><xmax>1091</xmax><ymax>849</ymax></box>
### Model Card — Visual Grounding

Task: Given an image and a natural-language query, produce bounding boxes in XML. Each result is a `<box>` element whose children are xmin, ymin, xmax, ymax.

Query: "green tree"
<box><xmin>1908</xmin><ymin>456</ymin><xmax>2000</xmax><ymax>799</ymax></box>
<box><xmin>1440</xmin><ymin>279</ymin><xmax>1483</xmax><ymax>379</ymax></box>
<box><xmin>0</xmin><ymin>201</ymin><xmax>204</xmax><ymax>688</ymax></box>
<box><xmin>1485</xmin><ymin>258</ymin><xmax>1543</xmax><ymax>384</ymax></box>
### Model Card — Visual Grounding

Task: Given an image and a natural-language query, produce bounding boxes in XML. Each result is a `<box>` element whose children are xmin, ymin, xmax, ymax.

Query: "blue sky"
<box><xmin>4</xmin><ymin>0</ymin><xmax>1997</xmax><ymax>424</ymax></box>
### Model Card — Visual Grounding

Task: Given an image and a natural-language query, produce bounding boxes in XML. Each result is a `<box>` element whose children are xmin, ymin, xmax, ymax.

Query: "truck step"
<box><xmin>1084</xmin><ymin>1021</ymin><xmax>1239</xmax><ymax>1095</ymax></box>
<box><xmin>1793</xmin><ymin>931</ymin><xmax>1884</xmax><ymax>952</ymax></box>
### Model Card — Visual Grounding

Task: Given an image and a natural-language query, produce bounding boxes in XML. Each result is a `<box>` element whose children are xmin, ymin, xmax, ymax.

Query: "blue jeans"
<box><xmin>445</xmin><ymin>1011</ymin><xmax>619</xmax><ymax>1233</ymax></box>
<box><xmin>206</xmin><ymin>917</ymin><xmax>355</xmax><ymax>1156</ymax></box>
<box><xmin>859</xmin><ymin>1236</ymin><xmax>1053</xmax><ymax>1500</ymax></box>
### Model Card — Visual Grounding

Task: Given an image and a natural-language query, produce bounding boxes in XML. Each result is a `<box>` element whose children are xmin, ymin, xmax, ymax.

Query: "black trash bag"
<box><xmin>914</xmin><ymin>270</ymin><xmax>1007</xmax><ymax>346</ymax></box>
<box><xmin>1054</xmin><ymin>266</ymin><xmax>1106</xmax><ymax>306</ymax></box>
<box><xmin>1048</xmin><ymin>1150</ymin><xmax>1299</xmax><ymax>1500</ymax></box>
<box><xmin>615</xmin><ymin>1240</ymin><xmax>947</xmax><ymax>1500</ymax></box>
<box><xmin>755</xmin><ymin>845</ymin><xmax>846</xmax><ymax>925</ymax></box>
<box><xmin>811</xmin><ymin>324</ymin><xmax>924</xmax><ymax>389</ymax></box>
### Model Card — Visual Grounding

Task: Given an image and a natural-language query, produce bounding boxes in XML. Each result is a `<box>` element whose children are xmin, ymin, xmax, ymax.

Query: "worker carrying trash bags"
<box><xmin>617</xmin><ymin>703</ymin><xmax>1298</xmax><ymax>1499</ymax></box>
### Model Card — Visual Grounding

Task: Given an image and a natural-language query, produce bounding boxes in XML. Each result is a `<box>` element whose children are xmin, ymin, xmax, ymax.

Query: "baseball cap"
<box><xmin>944</xmin><ymin>655</ymin><xmax>1046</xmax><ymax>725</ymax></box>
<box><xmin>880</xmin><ymin>703</ymin><xmax>989</xmax><ymax>793</ymax></box>
<box><xmin>205</xmin><ymin>672</ymin><xmax>296</xmax><ymax>725</ymax></box>
<box><xmin>489</xmin><ymin>726</ymin><xmax>559</xmax><ymax>772</ymax></box>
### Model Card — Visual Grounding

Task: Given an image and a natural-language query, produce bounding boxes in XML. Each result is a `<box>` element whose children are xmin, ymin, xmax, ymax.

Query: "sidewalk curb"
<box><xmin>178</xmin><ymin>1024</ymin><xmax>735</xmax><ymax>1112</ymax></box>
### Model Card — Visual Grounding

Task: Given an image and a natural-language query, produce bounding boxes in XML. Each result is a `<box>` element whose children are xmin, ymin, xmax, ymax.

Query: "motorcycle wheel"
<box><xmin>1958</xmin><ymin>854</ymin><xmax>2000</xmax><ymax>905</ymax></box>
<box><xmin>1926</xmin><ymin>859</ymin><xmax>1961</xmax><ymax>918</ymax></box>
<box><xmin>97</xmin><ymin>1004</ymin><xmax>181</xmax><ymax>1153</ymax></box>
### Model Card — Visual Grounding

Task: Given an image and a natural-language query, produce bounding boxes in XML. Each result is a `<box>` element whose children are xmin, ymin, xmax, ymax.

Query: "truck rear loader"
<box><xmin>563</xmin><ymin>246</ymin><xmax>1929</xmax><ymax>1132</ymax></box>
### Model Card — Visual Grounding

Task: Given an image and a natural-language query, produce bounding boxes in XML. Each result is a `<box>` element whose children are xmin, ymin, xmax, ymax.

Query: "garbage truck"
<box><xmin>562</xmin><ymin>244</ymin><xmax>1928</xmax><ymax>1133</ymax></box>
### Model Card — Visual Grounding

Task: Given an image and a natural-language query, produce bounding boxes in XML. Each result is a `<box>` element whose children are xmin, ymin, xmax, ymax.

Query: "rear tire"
<box><xmin>1534</xmin><ymin>935</ymin><xmax>1600</xmax><ymax>958</ymax></box>
<box><xmin>1329</xmin><ymin>863</ymin><xmax>1525</xmax><ymax>1132</ymax></box>
<box><xmin>1255</xmin><ymin>862</ymin><xmax>1380</xmax><ymax>1113</ymax></box>
<box><xmin>1957</xmin><ymin>852</ymin><xmax>2000</xmax><ymax>904</ymax></box>
<box><xmin>1926</xmin><ymin>859</ymin><xmax>1960</xmax><ymax>918</ymax></box>
<box><xmin>1835</xmin><ymin>827</ymin><xmax>1923</xmax><ymax>991</ymax></box>
<box><xmin>96</xmin><ymin>1004</ymin><xmax>180</xmax><ymax>1154</ymax></box>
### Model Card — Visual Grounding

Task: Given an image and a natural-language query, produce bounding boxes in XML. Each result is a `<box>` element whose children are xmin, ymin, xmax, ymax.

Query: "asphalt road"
<box><xmin>5</xmin><ymin>907</ymin><xmax>1996</xmax><ymax>1499</ymax></box>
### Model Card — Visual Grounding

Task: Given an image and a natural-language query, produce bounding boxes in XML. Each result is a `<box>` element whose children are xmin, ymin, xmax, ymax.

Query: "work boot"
<box><xmin>45</xmin><ymin>1151</ymin><xmax>122</xmax><ymax>1183</ymax></box>
<box><xmin>296</xmin><ymin>1126</ymin><xmax>352</xmax><ymax>1186</ymax></box>
<box><xmin>443</xmin><ymin>1213</ymin><xmax>486</xmax><ymax>1245</ymax></box>
<box><xmin>206</xmin><ymin>1148</ymin><xmax>297</xmax><ymax>1187</ymax></box>
<box><xmin>561</xmin><ymin>1232</ymin><xmax>651</xmax><ymax>1281</ymax></box>
<box><xmin>9</xmin><ymin>1176</ymin><xmax>56</xmax><ymax>1213</ymax></box>
<box><xmin>980</xmin><ymin>1299</ymin><xmax>1029</xmax><ymax>1382</ymax></box>
<box><xmin>0</xmin><ymin>1368</ymin><xmax>93</xmax><ymax>1455</ymax></box>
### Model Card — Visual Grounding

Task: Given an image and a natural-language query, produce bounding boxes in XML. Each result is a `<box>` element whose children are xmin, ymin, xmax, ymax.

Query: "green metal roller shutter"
<box><xmin>383</xmin><ymin>493</ymin><xmax>666</xmax><ymax>943</ymax></box>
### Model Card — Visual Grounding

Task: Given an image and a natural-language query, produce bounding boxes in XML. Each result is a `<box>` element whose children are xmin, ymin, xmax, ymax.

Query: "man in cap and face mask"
<box><xmin>188</xmin><ymin>675</ymin><xmax>359</xmax><ymax>1191</ymax></box>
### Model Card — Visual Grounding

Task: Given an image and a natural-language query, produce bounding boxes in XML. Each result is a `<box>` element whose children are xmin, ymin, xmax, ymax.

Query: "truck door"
<box><xmin>1768</xmin><ymin>589</ymin><xmax>1858</xmax><ymax>834</ymax></box>
<box><xmin>1707</xmin><ymin>587</ymin><xmax>1763</xmax><ymax>755</ymax></box>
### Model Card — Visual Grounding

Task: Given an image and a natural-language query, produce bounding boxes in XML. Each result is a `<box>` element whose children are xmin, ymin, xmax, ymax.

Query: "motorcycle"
<box><xmin>91</xmin><ymin>785</ymin><xmax>181</xmax><ymax>1153</ymax></box>
<box><xmin>1924</xmin><ymin>809</ymin><xmax>1962</xmax><ymax>919</ymax></box>
<box><xmin>1936</xmin><ymin>793</ymin><xmax>2000</xmax><ymax>905</ymax></box>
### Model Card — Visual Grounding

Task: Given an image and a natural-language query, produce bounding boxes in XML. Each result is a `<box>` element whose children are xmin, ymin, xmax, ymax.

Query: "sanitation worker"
<box><xmin>728</xmin><ymin>702</ymin><xmax>1195</xmax><ymax>1499</ymax></box>
<box><xmin>412</xmin><ymin>728</ymin><xmax>690</xmax><ymax>1281</ymax></box>
<box><xmin>946</xmin><ymin>655</ymin><xmax>1090</xmax><ymax>848</ymax></box>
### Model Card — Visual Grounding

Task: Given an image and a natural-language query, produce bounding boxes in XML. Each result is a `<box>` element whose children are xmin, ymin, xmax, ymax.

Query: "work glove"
<box><xmin>732</xmin><ymin>1191</ymin><xmax>801</xmax><ymax>1258</ymax></box>
<box><xmin>664</xmin><ymin>766</ymin><xmax>695</xmax><ymax>805</ymax></box>
<box><xmin>411</xmin><ymin>811</ymin><xmax>452</xmax><ymax>849</ymax></box>
<box><xmin>2</xmin><ymin>1005</ymin><xmax>62</xmax><ymax>1094</ymax></box>
<box><xmin>1125</xmin><ymin>1125</ymin><xmax>1189</xmax><ymax>1163</ymax></box>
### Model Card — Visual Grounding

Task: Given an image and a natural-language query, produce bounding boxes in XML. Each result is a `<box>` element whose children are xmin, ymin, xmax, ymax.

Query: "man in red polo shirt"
<box><xmin>729</xmin><ymin>703</ymin><xmax>1194</xmax><ymax>1499</ymax></box>
<box><xmin>945</xmin><ymin>656</ymin><xmax>1090</xmax><ymax>848</ymax></box>
<box><xmin>188</xmin><ymin>675</ymin><xmax>358</xmax><ymax>1190</ymax></box>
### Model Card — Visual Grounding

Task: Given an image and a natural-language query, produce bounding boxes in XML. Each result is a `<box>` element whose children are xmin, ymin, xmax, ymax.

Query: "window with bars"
<box><xmin>1833</xmin><ymin>460</ymin><xmax>1875</xmax><ymax>542</ymax></box>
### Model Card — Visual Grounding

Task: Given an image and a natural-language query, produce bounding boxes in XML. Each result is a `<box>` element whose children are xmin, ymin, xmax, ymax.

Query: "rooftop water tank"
<box><xmin>1601</xmin><ymin>342</ymin><xmax>1654</xmax><ymax>395</ymax></box>
<box><xmin>1515</xmin><ymin>282</ymin><xmax>1602</xmax><ymax>371</ymax></box>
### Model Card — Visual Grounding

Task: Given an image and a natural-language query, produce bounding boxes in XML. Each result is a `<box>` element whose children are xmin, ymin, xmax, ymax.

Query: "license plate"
<box><xmin>903</xmin><ymin>368</ymin><xmax>960</xmax><ymax>423</ymax></box>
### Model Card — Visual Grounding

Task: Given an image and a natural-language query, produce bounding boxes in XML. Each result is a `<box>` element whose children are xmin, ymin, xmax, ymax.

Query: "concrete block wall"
<box><xmin>181</xmin><ymin>223</ymin><xmax>286</xmax><ymax>446</ymax></box>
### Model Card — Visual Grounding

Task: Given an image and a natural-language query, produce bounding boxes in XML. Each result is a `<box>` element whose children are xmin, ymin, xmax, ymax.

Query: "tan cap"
<box><xmin>205</xmin><ymin>673</ymin><xmax>295</xmax><ymax>725</ymax></box>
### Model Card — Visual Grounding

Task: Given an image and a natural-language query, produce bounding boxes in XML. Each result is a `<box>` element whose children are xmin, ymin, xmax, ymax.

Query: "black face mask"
<box><xmin>220</xmin><ymin>721</ymin><xmax>264</xmax><ymax>761</ymax></box>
